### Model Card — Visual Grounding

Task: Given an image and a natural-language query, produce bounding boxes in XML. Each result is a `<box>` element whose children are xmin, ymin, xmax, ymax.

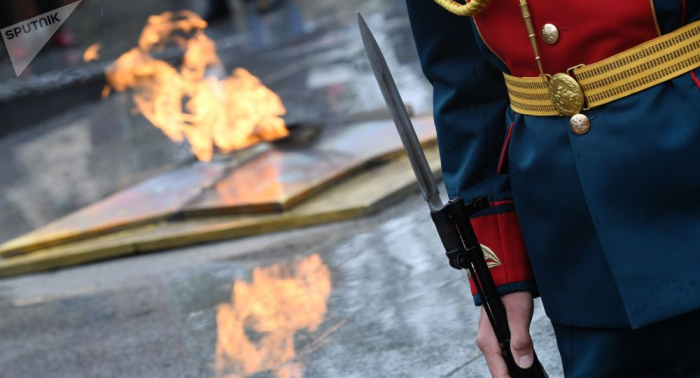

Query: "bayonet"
<box><xmin>358</xmin><ymin>13</ymin><xmax>547</xmax><ymax>378</ymax></box>
<box><xmin>357</xmin><ymin>14</ymin><xmax>443</xmax><ymax>212</ymax></box>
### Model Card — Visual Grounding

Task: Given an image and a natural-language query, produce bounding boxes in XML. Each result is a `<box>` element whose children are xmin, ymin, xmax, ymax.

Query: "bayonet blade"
<box><xmin>357</xmin><ymin>13</ymin><xmax>444</xmax><ymax>212</ymax></box>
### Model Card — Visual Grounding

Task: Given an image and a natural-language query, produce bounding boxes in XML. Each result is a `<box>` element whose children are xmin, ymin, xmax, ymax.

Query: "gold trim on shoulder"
<box><xmin>433</xmin><ymin>0</ymin><xmax>491</xmax><ymax>17</ymax></box>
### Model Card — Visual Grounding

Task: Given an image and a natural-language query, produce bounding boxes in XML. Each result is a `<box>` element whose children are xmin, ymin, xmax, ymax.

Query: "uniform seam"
<box><xmin>470</xmin><ymin>13</ymin><xmax>514</xmax><ymax>288</ymax></box>
<box><xmin>681</xmin><ymin>0</ymin><xmax>687</xmax><ymax>26</ymax></box>
<box><xmin>470</xmin><ymin>17</ymin><xmax>500</xmax><ymax>244</ymax></box>
<box><xmin>691</xmin><ymin>71</ymin><xmax>700</xmax><ymax>89</ymax></box>
<box><xmin>496</xmin><ymin>212</ymin><xmax>510</xmax><ymax>284</ymax></box>
<box><xmin>497</xmin><ymin>122</ymin><xmax>515</xmax><ymax>174</ymax></box>
<box><xmin>490</xmin><ymin>200</ymin><xmax>515</xmax><ymax>207</ymax></box>
<box><xmin>564</xmin><ymin>118</ymin><xmax>633</xmax><ymax>327</ymax></box>
<box><xmin>473</xmin><ymin>17</ymin><xmax>509</xmax><ymax>71</ymax></box>
<box><xmin>650</xmin><ymin>0</ymin><xmax>662</xmax><ymax>36</ymax></box>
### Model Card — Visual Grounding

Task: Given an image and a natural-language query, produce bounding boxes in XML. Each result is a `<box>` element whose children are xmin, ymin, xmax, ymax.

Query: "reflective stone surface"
<box><xmin>0</xmin><ymin>0</ymin><xmax>432</xmax><ymax>244</ymax></box>
<box><xmin>0</xmin><ymin>195</ymin><xmax>564</xmax><ymax>377</ymax></box>
<box><xmin>0</xmin><ymin>2</ymin><xmax>565</xmax><ymax>375</ymax></box>
<box><xmin>0</xmin><ymin>117</ymin><xmax>436</xmax><ymax>255</ymax></box>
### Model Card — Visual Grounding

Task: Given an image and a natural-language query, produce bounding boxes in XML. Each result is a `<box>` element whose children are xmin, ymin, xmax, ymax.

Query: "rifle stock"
<box><xmin>431</xmin><ymin>197</ymin><xmax>547</xmax><ymax>378</ymax></box>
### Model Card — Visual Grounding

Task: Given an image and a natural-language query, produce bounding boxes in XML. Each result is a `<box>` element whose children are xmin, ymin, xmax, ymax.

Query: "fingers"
<box><xmin>475</xmin><ymin>291</ymin><xmax>537</xmax><ymax>377</ymax></box>
<box><xmin>476</xmin><ymin>307</ymin><xmax>510</xmax><ymax>378</ymax></box>
<box><xmin>502</xmin><ymin>291</ymin><xmax>535</xmax><ymax>369</ymax></box>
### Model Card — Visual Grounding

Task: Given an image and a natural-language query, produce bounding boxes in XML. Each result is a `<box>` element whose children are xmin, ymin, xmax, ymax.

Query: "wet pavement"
<box><xmin>0</xmin><ymin>0</ymin><xmax>432</xmax><ymax>244</ymax></box>
<box><xmin>0</xmin><ymin>2</ymin><xmax>566</xmax><ymax>376</ymax></box>
<box><xmin>0</xmin><ymin>195</ymin><xmax>564</xmax><ymax>377</ymax></box>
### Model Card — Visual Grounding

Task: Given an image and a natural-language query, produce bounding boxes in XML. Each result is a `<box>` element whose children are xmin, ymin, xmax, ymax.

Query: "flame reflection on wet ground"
<box><xmin>214</xmin><ymin>254</ymin><xmax>332</xmax><ymax>378</ymax></box>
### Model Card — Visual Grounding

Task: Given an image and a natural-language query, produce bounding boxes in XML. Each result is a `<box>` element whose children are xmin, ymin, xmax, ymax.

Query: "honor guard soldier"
<box><xmin>404</xmin><ymin>0</ymin><xmax>700</xmax><ymax>376</ymax></box>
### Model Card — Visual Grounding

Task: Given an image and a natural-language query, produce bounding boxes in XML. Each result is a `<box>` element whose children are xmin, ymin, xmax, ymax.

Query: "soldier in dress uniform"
<box><xmin>404</xmin><ymin>0</ymin><xmax>700</xmax><ymax>376</ymax></box>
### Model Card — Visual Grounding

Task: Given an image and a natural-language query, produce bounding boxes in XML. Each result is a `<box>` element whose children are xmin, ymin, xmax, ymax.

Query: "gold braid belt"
<box><xmin>433</xmin><ymin>0</ymin><xmax>491</xmax><ymax>17</ymax></box>
<box><xmin>505</xmin><ymin>20</ymin><xmax>700</xmax><ymax>116</ymax></box>
<box><xmin>432</xmin><ymin>1</ymin><xmax>700</xmax><ymax>117</ymax></box>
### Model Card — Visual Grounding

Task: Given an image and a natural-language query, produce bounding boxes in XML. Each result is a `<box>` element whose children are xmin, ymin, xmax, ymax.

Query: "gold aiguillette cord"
<box><xmin>432</xmin><ymin>0</ymin><xmax>492</xmax><ymax>17</ymax></box>
<box><xmin>519</xmin><ymin>0</ymin><xmax>547</xmax><ymax>82</ymax></box>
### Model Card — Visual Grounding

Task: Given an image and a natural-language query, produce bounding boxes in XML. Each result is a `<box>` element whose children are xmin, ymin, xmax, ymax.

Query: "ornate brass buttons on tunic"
<box><xmin>570</xmin><ymin>114</ymin><xmax>590</xmax><ymax>135</ymax></box>
<box><xmin>542</xmin><ymin>23</ymin><xmax>559</xmax><ymax>44</ymax></box>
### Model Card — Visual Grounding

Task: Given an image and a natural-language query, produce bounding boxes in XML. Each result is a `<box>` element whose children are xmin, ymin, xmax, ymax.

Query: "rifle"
<box><xmin>358</xmin><ymin>13</ymin><xmax>547</xmax><ymax>378</ymax></box>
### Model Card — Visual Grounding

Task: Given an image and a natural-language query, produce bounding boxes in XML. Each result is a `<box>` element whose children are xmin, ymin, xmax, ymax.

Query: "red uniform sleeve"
<box><xmin>469</xmin><ymin>209</ymin><xmax>537</xmax><ymax>304</ymax></box>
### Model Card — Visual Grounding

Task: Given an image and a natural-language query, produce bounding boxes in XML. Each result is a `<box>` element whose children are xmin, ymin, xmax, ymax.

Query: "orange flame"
<box><xmin>104</xmin><ymin>11</ymin><xmax>288</xmax><ymax>162</ymax></box>
<box><xmin>215</xmin><ymin>254</ymin><xmax>332</xmax><ymax>378</ymax></box>
<box><xmin>83</xmin><ymin>43</ymin><xmax>101</xmax><ymax>62</ymax></box>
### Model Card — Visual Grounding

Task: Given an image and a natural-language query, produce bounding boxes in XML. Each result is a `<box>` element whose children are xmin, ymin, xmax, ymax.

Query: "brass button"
<box><xmin>570</xmin><ymin>114</ymin><xmax>590</xmax><ymax>135</ymax></box>
<box><xmin>542</xmin><ymin>23</ymin><xmax>559</xmax><ymax>45</ymax></box>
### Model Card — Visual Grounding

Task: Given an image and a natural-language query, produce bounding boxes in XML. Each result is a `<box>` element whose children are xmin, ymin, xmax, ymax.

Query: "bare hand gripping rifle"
<box><xmin>358</xmin><ymin>14</ymin><xmax>546</xmax><ymax>378</ymax></box>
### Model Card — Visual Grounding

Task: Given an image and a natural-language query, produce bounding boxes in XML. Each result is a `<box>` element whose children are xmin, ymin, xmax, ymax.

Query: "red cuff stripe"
<box><xmin>489</xmin><ymin>200</ymin><xmax>515</xmax><ymax>207</ymax></box>
<box><xmin>467</xmin><ymin>212</ymin><xmax>534</xmax><ymax>296</ymax></box>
